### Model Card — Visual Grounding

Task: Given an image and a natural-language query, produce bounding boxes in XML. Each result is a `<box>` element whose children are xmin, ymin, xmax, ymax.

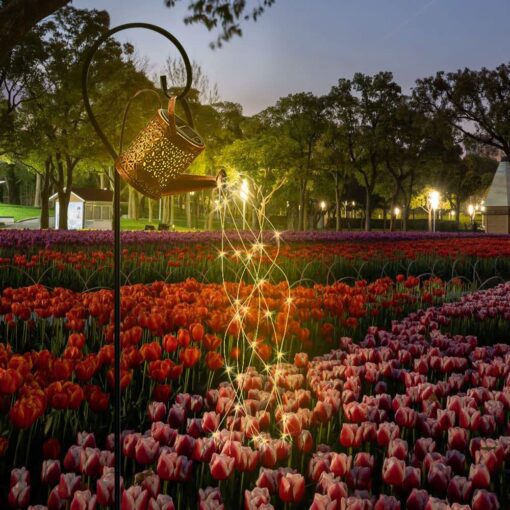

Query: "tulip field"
<box><xmin>1</xmin><ymin>231</ymin><xmax>510</xmax><ymax>509</ymax></box>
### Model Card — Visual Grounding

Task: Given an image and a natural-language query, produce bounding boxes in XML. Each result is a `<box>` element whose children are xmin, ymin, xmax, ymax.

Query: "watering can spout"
<box><xmin>160</xmin><ymin>170</ymin><xmax>226</xmax><ymax>196</ymax></box>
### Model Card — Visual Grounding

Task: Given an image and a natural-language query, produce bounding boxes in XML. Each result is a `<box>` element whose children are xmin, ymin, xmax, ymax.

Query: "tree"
<box><xmin>0</xmin><ymin>0</ymin><xmax>275</xmax><ymax>63</ymax></box>
<box><xmin>17</xmin><ymin>7</ymin><xmax>152</xmax><ymax>229</ymax></box>
<box><xmin>414</xmin><ymin>64</ymin><xmax>510</xmax><ymax>159</ymax></box>
<box><xmin>263</xmin><ymin>93</ymin><xmax>326</xmax><ymax>230</ymax></box>
<box><xmin>328</xmin><ymin>72</ymin><xmax>402</xmax><ymax>231</ymax></box>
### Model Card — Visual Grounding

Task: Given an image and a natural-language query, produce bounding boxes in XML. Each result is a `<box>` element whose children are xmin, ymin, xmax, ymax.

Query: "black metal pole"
<box><xmin>81</xmin><ymin>23</ymin><xmax>193</xmax><ymax>510</ymax></box>
<box><xmin>113</xmin><ymin>168</ymin><xmax>121</xmax><ymax>510</ymax></box>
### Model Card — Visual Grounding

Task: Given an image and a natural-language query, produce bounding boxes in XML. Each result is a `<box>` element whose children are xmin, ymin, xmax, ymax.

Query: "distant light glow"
<box><xmin>429</xmin><ymin>190</ymin><xmax>440</xmax><ymax>210</ymax></box>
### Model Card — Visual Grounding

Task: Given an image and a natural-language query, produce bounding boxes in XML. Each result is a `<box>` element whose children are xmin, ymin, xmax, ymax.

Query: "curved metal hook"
<box><xmin>82</xmin><ymin>22</ymin><xmax>194</xmax><ymax>161</ymax></box>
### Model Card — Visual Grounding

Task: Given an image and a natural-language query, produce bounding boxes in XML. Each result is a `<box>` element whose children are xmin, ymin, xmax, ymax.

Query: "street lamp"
<box><xmin>239</xmin><ymin>178</ymin><xmax>249</xmax><ymax>229</ymax></box>
<box><xmin>82</xmin><ymin>23</ymin><xmax>223</xmax><ymax>510</ymax></box>
<box><xmin>467</xmin><ymin>203</ymin><xmax>475</xmax><ymax>228</ymax></box>
<box><xmin>429</xmin><ymin>190</ymin><xmax>440</xmax><ymax>232</ymax></box>
<box><xmin>394</xmin><ymin>206</ymin><xmax>400</xmax><ymax>218</ymax></box>
<box><xmin>320</xmin><ymin>200</ymin><xmax>327</xmax><ymax>211</ymax></box>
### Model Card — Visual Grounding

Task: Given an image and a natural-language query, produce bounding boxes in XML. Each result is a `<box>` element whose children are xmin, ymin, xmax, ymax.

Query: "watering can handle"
<box><xmin>167</xmin><ymin>96</ymin><xmax>196</xmax><ymax>136</ymax></box>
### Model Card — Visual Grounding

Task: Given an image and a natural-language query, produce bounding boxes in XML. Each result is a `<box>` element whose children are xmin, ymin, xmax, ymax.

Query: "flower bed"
<box><xmin>2</xmin><ymin>280</ymin><xmax>510</xmax><ymax>508</ymax></box>
<box><xmin>0</xmin><ymin>231</ymin><xmax>508</xmax><ymax>289</ymax></box>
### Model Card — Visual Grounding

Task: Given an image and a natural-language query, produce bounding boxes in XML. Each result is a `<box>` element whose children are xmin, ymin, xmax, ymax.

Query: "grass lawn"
<box><xmin>0</xmin><ymin>203</ymin><xmax>52</xmax><ymax>222</ymax></box>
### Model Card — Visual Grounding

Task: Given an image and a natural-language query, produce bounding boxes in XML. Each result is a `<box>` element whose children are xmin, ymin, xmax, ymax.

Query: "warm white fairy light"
<box><xmin>212</xmin><ymin>174</ymin><xmax>293</xmax><ymax>443</ymax></box>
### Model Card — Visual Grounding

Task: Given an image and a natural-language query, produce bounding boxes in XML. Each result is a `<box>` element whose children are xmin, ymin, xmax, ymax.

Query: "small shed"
<box><xmin>484</xmin><ymin>158</ymin><xmax>510</xmax><ymax>234</ymax></box>
<box><xmin>50</xmin><ymin>187</ymin><xmax>113</xmax><ymax>230</ymax></box>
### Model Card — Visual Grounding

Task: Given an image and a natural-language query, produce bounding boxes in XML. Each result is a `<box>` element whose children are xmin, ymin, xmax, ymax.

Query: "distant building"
<box><xmin>49</xmin><ymin>188</ymin><xmax>113</xmax><ymax>229</ymax></box>
<box><xmin>484</xmin><ymin>159</ymin><xmax>510</xmax><ymax>233</ymax></box>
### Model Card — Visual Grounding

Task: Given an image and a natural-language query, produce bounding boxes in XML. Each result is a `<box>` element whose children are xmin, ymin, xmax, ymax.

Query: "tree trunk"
<box><xmin>185</xmin><ymin>194</ymin><xmax>191</xmax><ymax>229</ymax></box>
<box><xmin>57</xmin><ymin>189</ymin><xmax>69</xmax><ymax>229</ymax></box>
<box><xmin>455</xmin><ymin>193</ymin><xmax>461</xmax><ymax>230</ymax></box>
<box><xmin>170</xmin><ymin>196</ymin><xmax>175</xmax><ymax>228</ymax></box>
<box><xmin>334</xmin><ymin>172</ymin><xmax>342</xmax><ymax>231</ymax></box>
<box><xmin>40</xmin><ymin>158</ymin><xmax>52</xmax><ymax>229</ymax></box>
<box><xmin>34</xmin><ymin>172</ymin><xmax>41</xmax><ymax>207</ymax></box>
<box><xmin>148</xmin><ymin>199</ymin><xmax>153</xmax><ymax>223</ymax></box>
<box><xmin>364</xmin><ymin>189</ymin><xmax>371</xmax><ymax>231</ymax></box>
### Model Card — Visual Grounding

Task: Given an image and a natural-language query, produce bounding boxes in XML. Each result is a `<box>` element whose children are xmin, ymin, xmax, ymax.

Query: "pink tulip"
<box><xmin>469</xmin><ymin>464</ymin><xmax>491</xmax><ymax>489</ymax></box>
<box><xmin>330</xmin><ymin>452</ymin><xmax>352</xmax><ymax>477</ymax></box>
<box><xmin>193</xmin><ymin>437</ymin><xmax>216</xmax><ymax>463</ymax></box>
<box><xmin>388</xmin><ymin>439</ymin><xmax>408</xmax><ymax>460</ymax></box>
<box><xmin>447</xmin><ymin>476</ymin><xmax>473</xmax><ymax>503</ymax></box>
<box><xmin>77</xmin><ymin>432</ymin><xmax>96</xmax><ymax>449</ymax></box>
<box><xmin>423</xmin><ymin>497</ymin><xmax>449</xmax><ymax>510</ymax></box>
<box><xmin>147</xmin><ymin>401</ymin><xmax>167</xmax><ymax>422</ymax></box>
<box><xmin>309</xmin><ymin>454</ymin><xmax>331</xmax><ymax>483</ymax></box>
<box><xmin>157</xmin><ymin>451</ymin><xmax>178</xmax><ymax>480</ymax></box>
<box><xmin>297</xmin><ymin>429</ymin><xmax>314</xmax><ymax>453</ymax></box>
<box><xmin>317</xmin><ymin>472</ymin><xmax>348</xmax><ymax>501</ymax></box>
<box><xmin>406</xmin><ymin>489</ymin><xmax>430</xmax><ymax>510</ymax></box>
<box><xmin>123</xmin><ymin>433</ymin><xmax>142</xmax><ymax>459</ymax></box>
<box><xmin>198</xmin><ymin>487</ymin><xmax>224</xmax><ymax>510</ymax></box>
<box><xmin>70</xmin><ymin>490</ymin><xmax>96</xmax><ymax>510</ymax></box>
<box><xmin>63</xmin><ymin>446</ymin><xmax>83</xmax><ymax>472</ymax></box>
<box><xmin>135</xmin><ymin>437</ymin><xmax>160</xmax><ymax>465</ymax></box>
<box><xmin>167</xmin><ymin>405</ymin><xmax>186</xmax><ymax>428</ymax></box>
<box><xmin>278</xmin><ymin>472</ymin><xmax>305</xmax><ymax>503</ymax></box>
<box><xmin>8</xmin><ymin>481</ymin><xmax>31</xmax><ymax>508</ymax></box>
<box><xmin>96</xmin><ymin>469</ymin><xmax>119</xmax><ymax>506</ymax></box>
<box><xmin>471</xmin><ymin>490</ymin><xmax>500</xmax><ymax>510</ymax></box>
<box><xmin>11</xmin><ymin>467</ymin><xmax>30</xmax><ymax>488</ymax></box>
<box><xmin>202</xmin><ymin>412</ymin><xmax>220</xmax><ymax>433</ymax></box>
<box><xmin>174</xmin><ymin>434</ymin><xmax>195</xmax><ymax>457</ymax></box>
<box><xmin>138</xmin><ymin>472</ymin><xmax>160</xmax><ymax>499</ymax></box>
<box><xmin>346</xmin><ymin>466</ymin><xmax>372</xmax><ymax>490</ymax></box>
<box><xmin>403</xmin><ymin>466</ymin><xmax>421</xmax><ymax>491</ymax></box>
<box><xmin>374</xmin><ymin>495</ymin><xmax>400</xmax><ymax>510</ymax></box>
<box><xmin>309</xmin><ymin>493</ymin><xmax>339</xmax><ymax>510</ymax></box>
<box><xmin>427</xmin><ymin>462</ymin><xmax>451</xmax><ymax>494</ymax></box>
<box><xmin>340</xmin><ymin>423</ymin><xmax>362</xmax><ymax>448</ymax></box>
<box><xmin>47</xmin><ymin>486</ymin><xmax>65</xmax><ymax>510</ymax></box>
<box><xmin>244</xmin><ymin>487</ymin><xmax>271</xmax><ymax>510</ymax></box>
<box><xmin>255</xmin><ymin>468</ymin><xmax>278</xmax><ymax>494</ymax></box>
<box><xmin>147</xmin><ymin>495</ymin><xmax>175</xmax><ymax>510</ymax></box>
<box><xmin>58</xmin><ymin>473</ymin><xmax>81</xmax><ymax>499</ymax></box>
<box><xmin>382</xmin><ymin>457</ymin><xmax>405</xmax><ymax>486</ymax></box>
<box><xmin>150</xmin><ymin>422</ymin><xmax>172</xmax><ymax>445</ymax></box>
<box><xmin>448</xmin><ymin>428</ymin><xmax>468</xmax><ymax>451</ymax></box>
<box><xmin>80</xmin><ymin>447</ymin><xmax>101</xmax><ymax>477</ymax></box>
<box><xmin>41</xmin><ymin>460</ymin><xmax>61</xmax><ymax>486</ymax></box>
<box><xmin>122</xmin><ymin>486</ymin><xmax>149</xmax><ymax>510</ymax></box>
<box><xmin>377</xmin><ymin>422</ymin><xmax>400</xmax><ymax>447</ymax></box>
<box><xmin>209</xmin><ymin>453</ymin><xmax>235</xmax><ymax>480</ymax></box>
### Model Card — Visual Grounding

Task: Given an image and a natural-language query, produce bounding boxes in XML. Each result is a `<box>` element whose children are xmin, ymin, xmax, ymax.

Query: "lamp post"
<box><xmin>320</xmin><ymin>201</ymin><xmax>327</xmax><ymax>229</ymax></box>
<box><xmin>82</xmin><ymin>23</ymin><xmax>222</xmax><ymax>510</ymax></box>
<box><xmin>429</xmin><ymin>190</ymin><xmax>440</xmax><ymax>233</ymax></box>
<box><xmin>240</xmin><ymin>178</ymin><xmax>249</xmax><ymax>229</ymax></box>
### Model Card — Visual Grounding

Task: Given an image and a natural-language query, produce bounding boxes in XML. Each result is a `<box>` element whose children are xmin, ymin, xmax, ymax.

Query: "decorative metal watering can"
<box><xmin>115</xmin><ymin>96</ymin><xmax>214</xmax><ymax>200</ymax></box>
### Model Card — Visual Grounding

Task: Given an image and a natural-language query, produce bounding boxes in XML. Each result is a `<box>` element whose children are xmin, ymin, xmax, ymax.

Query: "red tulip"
<box><xmin>209</xmin><ymin>453</ymin><xmax>235</xmax><ymax>480</ymax></box>
<box><xmin>278</xmin><ymin>472</ymin><xmax>305</xmax><ymax>503</ymax></box>
<box><xmin>382</xmin><ymin>457</ymin><xmax>405</xmax><ymax>486</ymax></box>
<box><xmin>403</xmin><ymin>466</ymin><xmax>421</xmax><ymax>492</ymax></box>
<box><xmin>471</xmin><ymin>490</ymin><xmax>500</xmax><ymax>510</ymax></box>
<box><xmin>330</xmin><ymin>452</ymin><xmax>352</xmax><ymax>477</ymax></box>
<box><xmin>317</xmin><ymin>472</ymin><xmax>348</xmax><ymax>501</ymax></box>
<box><xmin>309</xmin><ymin>493</ymin><xmax>338</xmax><ymax>510</ymax></box>
<box><xmin>469</xmin><ymin>463</ymin><xmax>491</xmax><ymax>489</ymax></box>
<box><xmin>80</xmin><ymin>447</ymin><xmax>101</xmax><ymax>477</ymax></box>
<box><xmin>135</xmin><ymin>437</ymin><xmax>160</xmax><ymax>465</ymax></box>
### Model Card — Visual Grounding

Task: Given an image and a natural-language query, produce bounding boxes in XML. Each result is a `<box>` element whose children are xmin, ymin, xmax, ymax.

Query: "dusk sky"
<box><xmin>74</xmin><ymin>0</ymin><xmax>510</xmax><ymax>115</ymax></box>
